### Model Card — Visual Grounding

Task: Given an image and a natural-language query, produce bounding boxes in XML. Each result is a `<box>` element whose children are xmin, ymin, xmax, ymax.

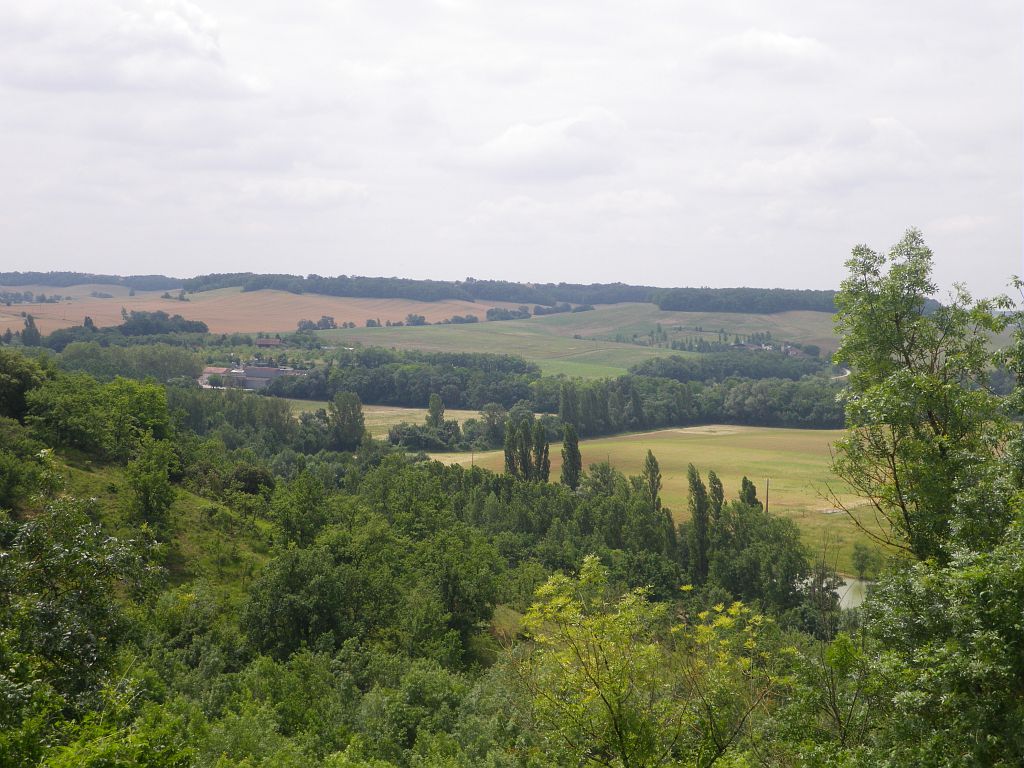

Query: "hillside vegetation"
<box><xmin>2</xmin><ymin>231</ymin><xmax>1022</xmax><ymax>766</ymax></box>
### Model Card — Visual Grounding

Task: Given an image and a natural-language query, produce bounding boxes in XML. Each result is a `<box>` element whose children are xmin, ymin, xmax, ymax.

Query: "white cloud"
<box><xmin>704</xmin><ymin>116</ymin><xmax>931</xmax><ymax>196</ymax></box>
<box><xmin>465</xmin><ymin>108</ymin><xmax>627</xmax><ymax>182</ymax></box>
<box><xmin>701</xmin><ymin>29</ymin><xmax>833</xmax><ymax>72</ymax></box>
<box><xmin>584</xmin><ymin>189</ymin><xmax>678</xmax><ymax>216</ymax></box>
<box><xmin>928</xmin><ymin>214</ymin><xmax>996</xmax><ymax>235</ymax></box>
<box><xmin>236</xmin><ymin>177</ymin><xmax>369</xmax><ymax>208</ymax></box>
<box><xmin>0</xmin><ymin>0</ymin><xmax>256</xmax><ymax>96</ymax></box>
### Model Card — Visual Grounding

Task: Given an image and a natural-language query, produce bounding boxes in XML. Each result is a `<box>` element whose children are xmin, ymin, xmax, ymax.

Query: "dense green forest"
<box><xmin>653</xmin><ymin>287</ymin><xmax>837</xmax><ymax>313</ymax></box>
<box><xmin>2</xmin><ymin>231</ymin><xmax>1023</xmax><ymax>766</ymax></box>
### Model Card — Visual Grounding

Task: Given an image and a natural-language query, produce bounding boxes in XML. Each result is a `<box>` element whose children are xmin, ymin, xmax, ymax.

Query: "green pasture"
<box><xmin>318</xmin><ymin>321</ymin><xmax>679</xmax><ymax>378</ymax></box>
<box><xmin>537</xmin><ymin>304</ymin><xmax>839</xmax><ymax>353</ymax></box>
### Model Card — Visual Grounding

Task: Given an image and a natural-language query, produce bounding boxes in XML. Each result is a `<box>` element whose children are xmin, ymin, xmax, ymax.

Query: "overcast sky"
<box><xmin>1</xmin><ymin>0</ymin><xmax>1020</xmax><ymax>298</ymax></box>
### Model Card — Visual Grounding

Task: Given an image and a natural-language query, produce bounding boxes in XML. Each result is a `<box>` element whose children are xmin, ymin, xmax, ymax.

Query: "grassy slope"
<box><xmin>61</xmin><ymin>452</ymin><xmax>272</xmax><ymax>590</ymax></box>
<box><xmin>429</xmin><ymin>425</ymin><xmax>879</xmax><ymax>574</ymax></box>
<box><xmin>319</xmin><ymin>318</ymin><xmax>680</xmax><ymax>379</ymax></box>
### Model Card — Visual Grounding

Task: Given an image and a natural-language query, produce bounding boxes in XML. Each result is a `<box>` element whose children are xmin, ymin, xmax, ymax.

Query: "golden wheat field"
<box><xmin>0</xmin><ymin>285</ymin><xmax>526</xmax><ymax>335</ymax></box>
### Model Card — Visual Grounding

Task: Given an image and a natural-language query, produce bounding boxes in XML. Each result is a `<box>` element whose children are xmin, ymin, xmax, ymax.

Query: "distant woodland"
<box><xmin>1</xmin><ymin>270</ymin><xmax>840</xmax><ymax>313</ymax></box>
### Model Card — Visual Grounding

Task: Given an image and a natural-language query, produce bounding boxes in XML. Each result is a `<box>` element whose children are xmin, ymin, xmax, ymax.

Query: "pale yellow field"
<box><xmin>0</xmin><ymin>285</ymin><xmax>524</xmax><ymax>335</ymax></box>
<box><xmin>285</xmin><ymin>399</ymin><xmax>482</xmax><ymax>437</ymax></box>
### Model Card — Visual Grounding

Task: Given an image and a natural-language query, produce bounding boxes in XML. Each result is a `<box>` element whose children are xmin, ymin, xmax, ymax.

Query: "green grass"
<box><xmin>537</xmin><ymin>304</ymin><xmax>839</xmax><ymax>352</ymax></box>
<box><xmin>429</xmin><ymin>425</ymin><xmax>880</xmax><ymax>574</ymax></box>
<box><xmin>317</xmin><ymin>304</ymin><xmax>838</xmax><ymax>379</ymax></box>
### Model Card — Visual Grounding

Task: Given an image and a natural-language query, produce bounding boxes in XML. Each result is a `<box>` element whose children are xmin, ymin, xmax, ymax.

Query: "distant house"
<box><xmin>198</xmin><ymin>365</ymin><xmax>302</xmax><ymax>390</ymax></box>
<box><xmin>245</xmin><ymin>366</ymin><xmax>294</xmax><ymax>391</ymax></box>
<box><xmin>199</xmin><ymin>366</ymin><xmax>231</xmax><ymax>387</ymax></box>
<box><xmin>256</xmin><ymin>337</ymin><xmax>283</xmax><ymax>348</ymax></box>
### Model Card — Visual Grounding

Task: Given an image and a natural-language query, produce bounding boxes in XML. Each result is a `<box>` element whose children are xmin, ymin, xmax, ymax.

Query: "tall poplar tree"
<box><xmin>532</xmin><ymin>421</ymin><xmax>550</xmax><ymax>482</ymax></box>
<box><xmin>707</xmin><ymin>470</ymin><xmax>725</xmax><ymax>525</ymax></box>
<box><xmin>426</xmin><ymin>393</ymin><xmax>445</xmax><ymax>429</ymax></box>
<box><xmin>687</xmin><ymin>463</ymin><xmax>710</xmax><ymax>585</ymax></box>
<box><xmin>560</xmin><ymin>424</ymin><xmax>582</xmax><ymax>490</ymax></box>
<box><xmin>503</xmin><ymin>421</ymin><xmax>518</xmax><ymax>476</ymax></box>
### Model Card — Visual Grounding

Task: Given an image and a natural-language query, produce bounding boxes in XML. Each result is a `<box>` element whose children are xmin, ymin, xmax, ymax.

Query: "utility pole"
<box><xmin>765</xmin><ymin>477</ymin><xmax>769</xmax><ymax>515</ymax></box>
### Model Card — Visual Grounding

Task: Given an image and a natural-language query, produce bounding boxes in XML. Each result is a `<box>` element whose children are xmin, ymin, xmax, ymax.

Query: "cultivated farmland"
<box><xmin>2</xmin><ymin>286</ymin><xmax>839</xmax><ymax>380</ymax></box>
<box><xmin>0</xmin><ymin>286</ymin><xmax>529</xmax><ymax>336</ymax></box>
<box><xmin>317</xmin><ymin>303</ymin><xmax>838</xmax><ymax>378</ymax></box>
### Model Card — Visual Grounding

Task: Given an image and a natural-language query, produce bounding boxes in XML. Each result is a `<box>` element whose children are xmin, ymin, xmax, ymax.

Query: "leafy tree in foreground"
<box><xmin>517</xmin><ymin>555</ymin><xmax>783</xmax><ymax>767</ymax></box>
<box><xmin>830</xmin><ymin>515</ymin><xmax>1024</xmax><ymax>767</ymax></box>
<box><xmin>830</xmin><ymin>228</ymin><xmax>1013</xmax><ymax>562</ymax></box>
<box><xmin>0</xmin><ymin>496</ymin><xmax>154</xmax><ymax>759</ymax></box>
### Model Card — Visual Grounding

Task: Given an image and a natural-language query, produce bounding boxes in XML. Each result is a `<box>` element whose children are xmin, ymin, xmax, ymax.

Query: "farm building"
<box><xmin>199</xmin><ymin>366</ymin><xmax>232</xmax><ymax>386</ymax></box>
<box><xmin>255</xmin><ymin>337</ymin><xmax>283</xmax><ymax>348</ymax></box>
<box><xmin>198</xmin><ymin>365</ymin><xmax>303</xmax><ymax>390</ymax></box>
<box><xmin>242</xmin><ymin>366</ymin><xmax>297</xmax><ymax>390</ymax></box>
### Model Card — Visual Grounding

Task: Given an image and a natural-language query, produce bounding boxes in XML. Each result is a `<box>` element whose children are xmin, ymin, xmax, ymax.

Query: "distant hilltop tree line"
<box><xmin>0</xmin><ymin>271</ymin><xmax>181</xmax><ymax>290</ymax></box>
<box><xmin>179</xmin><ymin>272</ymin><xmax>841</xmax><ymax>313</ymax></box>
<box><xmin>178</xmin><ymin>272</ymin><xmax>661</xmax><ymax>306</ymax></box>
<box><xmin>1</xmin><ymin>270</ymin><xmax>846</xmax><ymax>313</ymax></box>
